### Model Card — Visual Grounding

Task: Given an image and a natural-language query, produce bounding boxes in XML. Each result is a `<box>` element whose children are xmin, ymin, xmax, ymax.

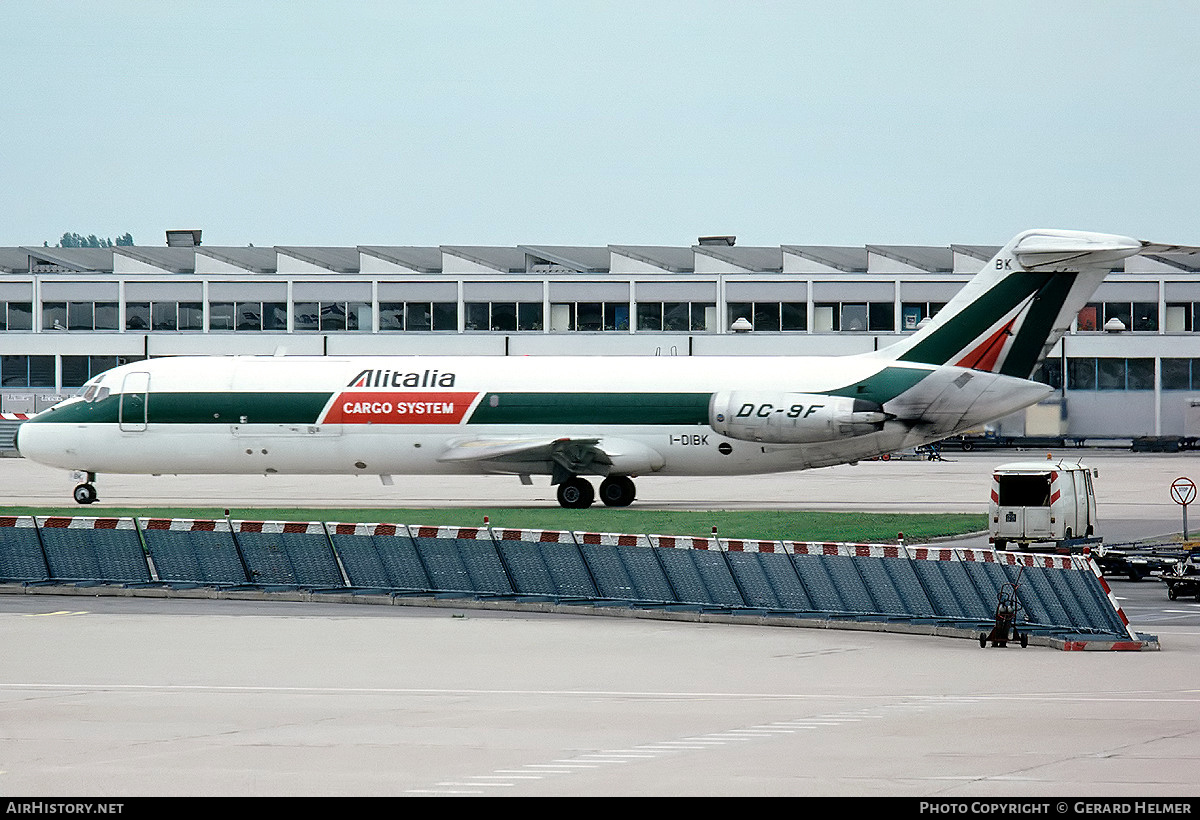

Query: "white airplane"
<box><xmin>15</xmin><ymin>229</ymin><xmax>1185</xmax><ymax>508</ymax></box>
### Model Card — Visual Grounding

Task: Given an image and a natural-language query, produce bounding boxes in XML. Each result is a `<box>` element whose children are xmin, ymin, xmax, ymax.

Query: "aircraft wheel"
<box><xmin>598</xmin><ymin>476</ymin><xmax>636</xmax><ymax>507</ymax></box>
<box><xmin>73</xmin><ymin>483</ymin><xmax>98</xmax><ymax>505</ymax></box>
<box><xmin>556</xmin><ymin>477</ymin><xmax>594</xmax><ymax>509</ymax></box>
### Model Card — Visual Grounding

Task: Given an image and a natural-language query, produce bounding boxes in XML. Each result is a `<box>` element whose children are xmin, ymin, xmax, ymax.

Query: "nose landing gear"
<box><xmin>72</xmin><ymin>473</ymin><xmax>98</xmax><ymax>505</ymax></box>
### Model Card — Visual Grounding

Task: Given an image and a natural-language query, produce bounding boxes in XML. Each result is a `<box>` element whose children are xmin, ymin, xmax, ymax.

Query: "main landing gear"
<box><xmin>73</xmin><ymin>473</ymin><xmax>98</xmax><ymax>505</ymax></box>
<box><xmin>556</xmin><ymin>475</ymin><xmax>636</xmax><ymax>509</ymax></box>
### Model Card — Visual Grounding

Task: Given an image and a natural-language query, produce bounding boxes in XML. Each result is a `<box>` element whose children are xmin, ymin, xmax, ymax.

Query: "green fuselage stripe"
<box><xmin>28</xmin><ymin>392</ymin><xmax>334</xmax><ymax>425</ymax></box>
<box><xmin>467</xmin><ymin>392</ymin><xmax>711</xmax><ymax>425</ymax></box>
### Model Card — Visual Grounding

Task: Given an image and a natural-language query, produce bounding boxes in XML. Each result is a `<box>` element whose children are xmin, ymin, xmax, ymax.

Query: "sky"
<box><xmin>3</xmin><ymin>1</ymin><xmax>1199</xmax><ymax>249</ymax></box>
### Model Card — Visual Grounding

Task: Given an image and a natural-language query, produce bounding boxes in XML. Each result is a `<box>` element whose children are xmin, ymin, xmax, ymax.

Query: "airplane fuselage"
<box><xmin>16</xmin><ymin>352</ymin><xmax>1047</xmax><ymax>481</ymax></box>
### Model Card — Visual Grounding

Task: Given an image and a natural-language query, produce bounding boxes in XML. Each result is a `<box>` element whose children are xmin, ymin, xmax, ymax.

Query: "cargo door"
<box><xmin>1056</xmin><ymin>470</ymin><xmax>1077</xmax><ymax>538</ymax></box>
<box><xmin>996</xmin><ymin>473</ymin><xmax>1052</xmax><ymax>541</ymax></box>
<box><xmin>118</xmin><ymin>371</ymin><xmax>150</xmax><ymax>432</ymax></box>
<box><xmin>1083</xmin><ymin>469</ymin><xmax>1098</xmax><ymax>536</ymax></box>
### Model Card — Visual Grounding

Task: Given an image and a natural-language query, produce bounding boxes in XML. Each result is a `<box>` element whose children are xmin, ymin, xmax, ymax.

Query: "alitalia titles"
<box><xmin>348</xmin><ymin>368</ymin><xmax>456</xmax><ymax>388</ymax></box>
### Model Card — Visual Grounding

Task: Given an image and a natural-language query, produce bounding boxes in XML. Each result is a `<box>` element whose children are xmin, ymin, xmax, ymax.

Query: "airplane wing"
<box><xmin>438</xmin><ymin>436</ymin><xmax>613</xmax><ymax>483</ymax></box>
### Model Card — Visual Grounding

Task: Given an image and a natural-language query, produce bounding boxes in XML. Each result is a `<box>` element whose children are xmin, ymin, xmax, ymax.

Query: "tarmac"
<box><xmin>1</xmin><ymin>450</ymin><xmax>1198</xmax><ymax>797</ymax></box>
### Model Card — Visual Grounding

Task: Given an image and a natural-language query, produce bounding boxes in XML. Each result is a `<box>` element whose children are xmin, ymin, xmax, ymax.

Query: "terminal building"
<box><xmin>3</xmin><ymin>229</ymin><xmax>1200</xmax><ymax>443</ymax></box>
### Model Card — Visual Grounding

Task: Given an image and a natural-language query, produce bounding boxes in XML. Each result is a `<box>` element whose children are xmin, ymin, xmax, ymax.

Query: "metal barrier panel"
<box><xmin>1060</xmin><ymin>560</ymin><xmax>1130</xmax><ymax>635</ymax></box>
<box><xmin>493</xmin><ymin>529</ymin><xmax>597</xmax><ymax>599</ymax></box>
<box><xmin>139</xmin><ymin>518</ymin><xmax>247</xmax><ymax>586</ymax></box>
<box><xmin>907</xmin><ymin>548</ymin><xmax>989</xmax><ymax>620</ymax></box>
<box><xmin>410</xmin><ymin>526</ymin><xmax>512</xmax><ymax>595</ymax></box>
<box><xmin>880</xmin><ymin>550</ymin><xmax>938</xmax><ymax>618</ymax></box>
<box><xmin>575</xmin><ymin>533</ymin><xmax>674</xmax><ymax>604</ymax></box>
<box><xmin>954</xmin><ymin>550</ymin><xmax>1012</xmax><ymax>620</ymax></box>
<box><xmin>328</xmin><ymin>523</ymin><xmax>431</xmax><ymax>591</ymax></box>
<box><xmin>723</xmin><ymin>551</ymin><xmax>785</xmax><ymax>609</ymax></box>
<box><xmin>786</xmin><ymin>546</ymin><xmax>848</xmax><ymax>614</ymax></box>
<box><xmin>232</xmin><ymin>521</ymin><xmax>344</xmax><ymax>588</ymax></box>
<box><xmin>723</xmin><ymin>540</ymin><xmax>813</xmax><ymax>612</ymax></box>
<box><xmin>649</xmin><ymin>535</ymin><xmax>744</xmax><ymax>607</ymax></box>
<box><xmin>36</xmin><ymin>517</ymin><xmax>150</xmax><ymax>584</ymax></box>
<box><xmin>0</xmin><ymin>516</ymin><xmax>48</xmax><ymax>582</ymax></box>
<box><xmin>847</xmin><ymin>553</ymin><xmax>909</xmax><ymax>616</ymax></box>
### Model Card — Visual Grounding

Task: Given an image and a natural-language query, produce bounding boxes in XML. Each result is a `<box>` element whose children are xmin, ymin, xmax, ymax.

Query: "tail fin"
<box><xmin>877</xmin><ymin>229</ymin><xmax>1143</xmax><ymax>378</ymax></box>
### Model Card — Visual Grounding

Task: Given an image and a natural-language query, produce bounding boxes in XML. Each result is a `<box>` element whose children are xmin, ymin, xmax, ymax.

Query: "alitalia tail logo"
<box><xmin>348</xmin><ymin>368</ymin><xmax>456</xmax><ymax>388</ymax></box>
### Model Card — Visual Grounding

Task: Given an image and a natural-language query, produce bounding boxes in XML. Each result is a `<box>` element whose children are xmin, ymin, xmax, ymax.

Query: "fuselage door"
<box><xmin>119</xmin><ymin>371</ymin><xmax>151</xmax><ymax>432</ymax></box>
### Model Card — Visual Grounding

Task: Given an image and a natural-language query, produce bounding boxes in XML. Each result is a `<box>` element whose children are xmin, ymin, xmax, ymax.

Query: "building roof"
<box><xmin>358</xmin><ymin>246</ymin><xmax>443</xmax><ymax>273</ymax></box>
<box><xmin>693</xmin><ymin>245</ymin><xmax>783</xmax><ymax>272</ymax></box>
<box><xmin>520</xmin><ymin>245</ymin><xmax>611</xmax><ymax>273</ymax></box>
<box><xmin>782</xmin><ymin>246</ymin><xmax>868</xmax><ymax>273</ymax></box>
<box><xmin>0</xmin><ymin>237</ymin><xmax>1166</xmax><ymax>278</ymax></box>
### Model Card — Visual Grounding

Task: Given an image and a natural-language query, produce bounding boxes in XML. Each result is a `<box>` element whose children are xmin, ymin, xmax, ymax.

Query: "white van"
<box><xmin>988</xmin><ymin>459</ymin><xmax>1099</xmax><ymax>550</ymax></box>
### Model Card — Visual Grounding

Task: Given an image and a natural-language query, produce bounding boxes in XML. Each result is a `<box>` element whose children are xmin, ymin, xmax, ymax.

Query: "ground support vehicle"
<box><xmin>1162</xmin><ymin>551</ymin><xmax>1200</xmax><ymax>600</ymax></box>
<box><xmin>1094</xmin><ymin>545</ymin><xmax>1188</xmax><ymax>581</ymax></box>
<box><xmin>989</xmin><ymin>459</ymin><xmax>1098</xmax><ymax>550</ymax></box>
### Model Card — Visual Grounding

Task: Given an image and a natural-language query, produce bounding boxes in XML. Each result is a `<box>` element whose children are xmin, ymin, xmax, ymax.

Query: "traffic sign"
<box><xmin>1170</xmin><ymin>477</ymin><xmax>1196</xmax><ymax>506</ymax></box>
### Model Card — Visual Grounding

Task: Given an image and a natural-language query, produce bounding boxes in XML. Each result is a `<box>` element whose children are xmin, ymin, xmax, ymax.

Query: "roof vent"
<box><xmin>166</xmin><ymin>229</ymin><xmax>202</xmax><ymax>247</ymax></box>
<box><xmin>698</xmin><ymin>235</ymin><xmax>736</xmax><ymax>246</ymax></box>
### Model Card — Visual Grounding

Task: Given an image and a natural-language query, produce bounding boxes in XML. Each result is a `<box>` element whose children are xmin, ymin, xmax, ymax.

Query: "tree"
<box><xmin>54</xmin><ymin>232</ymin><xmax>135</xmax><ymax>248</ymax></box>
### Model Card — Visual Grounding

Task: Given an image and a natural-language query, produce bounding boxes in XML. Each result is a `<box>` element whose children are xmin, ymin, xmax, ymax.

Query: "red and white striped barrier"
<box><xmin>721</xmin><ymin>539</ymin><xmax>783</xmax><ymax>553</ymax></box>
<box><xmin>784</xmin><ymin>541</ymin><xmax>900</xmax><ymax>556</ymax></box>
<box><xmin>410</xmin><ymin>525</ymin><xmax>489</xmax><ymax>541</ymax></box>
<box><xmin>648</xmin><ymin>534</ymin><xmax>720</xmax><ymax>550</ymax></box>
<box><xmin>139</xmin><ymin>518</ymin><xmax>230</xmax><ymax>532</ymax></box>
<box><xmin>0</xmin><ymin>413</ymin><xmax>32</xmax><ymax>421</ymax></box>
<box><xmin>36</xmin><ymin>516</ymin><xmax>136</xmax><ymax>531</ymax></box>
<box><xmin>907</xmin><ymin>546</ymin><xmax>958</xmax><ymax>562</ymax></box>
<box><xmin>0</xmin><ymin>515</ymin><xmax>37</xmax><ymax>529</ymax></box>
<box><xmin>574</xmin><ymin>531</ymin><xmax>650</xmax><ymax>549</ymax></box>
<box><xmin>230</xmin><ymin>520</ymin><xmax>324</xmax><ymax>535</ymax></box>
<box><xmin>328</xmin><ymin>522</ymin><xmax>403</xmax><ymax>537</ymax></box>
<box><xmin>493</xmin><ymin>528</ymin><xmax>574</xmax><ymax>544</ymax></box>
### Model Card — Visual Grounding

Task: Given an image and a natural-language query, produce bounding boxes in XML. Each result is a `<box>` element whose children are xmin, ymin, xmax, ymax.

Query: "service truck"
<box><xmin>988</xmin><ymin>459</ymin><xmax>1098</xmax><ymax>550</ymax></box>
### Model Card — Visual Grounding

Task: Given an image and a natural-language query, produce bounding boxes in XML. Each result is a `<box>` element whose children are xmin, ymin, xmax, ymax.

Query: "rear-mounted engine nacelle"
<box><xmin>709</xmin><ymin>391</ymin><xmax>890</xmax><ymax>444</ymax></box>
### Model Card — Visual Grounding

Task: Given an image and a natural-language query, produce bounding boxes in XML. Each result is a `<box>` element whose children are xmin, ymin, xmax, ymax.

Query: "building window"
<box><xmin>1</xmin><ymin>355</ymin><xmax>55</xmax><ymax>387</ymax></box>
<box><xmin>378</xmin><ymin>302</ymin><xmax>457</xmax><ymax>332</ymax></box>
<box><xmin>813</xmin><ymin>302</ymin><xmax>895</xmax><ymax>332</ymax></box>
<box><xmin>550</xmin><ymin>302</ymin><xmax>629</xmax><ymax>331</ymax></box>
<box><xmin>0</xmin><ymin>302</ymin><xmax>33</xmax><ymax>331</ymax></box>
<box><xmin>901</xmin><ymin>302</ymin><xmax>945</xmax><ymax>331</ymax></box>
<box><xmin>42</xmin><ymin>301</ymin><xmax>119</xmax><ymax>331</ymax></box>
<box><xmin>232</xmin><ymin>302</ymin><xmax>287</xmax><ymax>332</ymax></box>
<box><xmin>1078</xmin><ymin>302</ymin><xmax>1159</xmax><ymax>332</ymax></box>
<box><xmin>1067</xmin><ymin>357</ymin><xmax>1155</xmax><ymax>390</ymax></box>
<box><xmin>1162</xmin><ymin>358</ymin><xmax>1200</xmax><ymax>390</ymax></box>
<box><xmin>464</xmin><ymin>302</ymin><xmax>542</xmax><ymax>331</ymax></box>
<box><xmin>61</xmin><ymin>355</ymin><xmax>143</xmax><ymax>388</ymax></box>
<box><xmin>126</xmin><ymin>301</ymin><xmax>204</xmax><ymax>332</ymax></box>
<box><xmin>1031</xmin><ymin>359</ymin><xmax>1062</xmax><ymax>390</ymax></box>
<box><xmin>1165</xmin><ymin>302</ymin><xmax>1200</xmax><ymax>332</ymax></box>
<box><xmin>638</xmin><ymin>302</ymin><xmax>715</xmax><ymax>332</ymax></box>
<box><xmin>724</xmin><ymin>302</ymin><xmax>806</xmax><ymax>332</ymax></box>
